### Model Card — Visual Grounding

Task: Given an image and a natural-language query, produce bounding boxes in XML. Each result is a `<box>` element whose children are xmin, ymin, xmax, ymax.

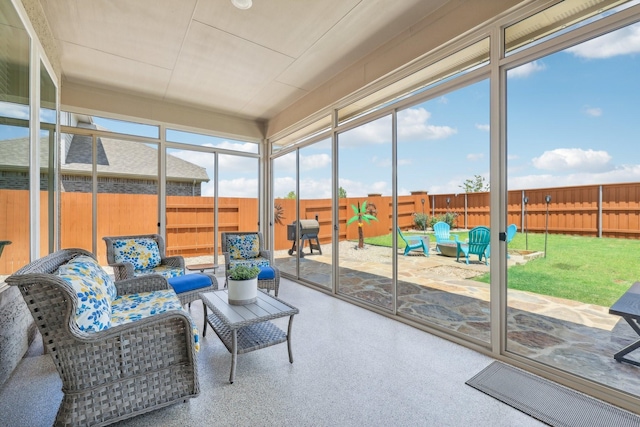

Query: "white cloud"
<box><xmin>170</xmin><ymin>147</ymin><xmax>259</xmax><ymax>172</ymax></box>
<box><xmin>299</xmin><ymin>178</ymin><xmax>332</xmax><ymax>199</ymax></box>
<box><xmin>219</xmin><ymin>153</ymin><xmax>259</xmax><ymax>171</ymax></box>
<box><xmin>532</xmin><ymin>148</ymin><xmax>612</xmax><ymax>172</ymax></box>
<box><xmin>509</xmin><ymin>164</ymin><xmax>640</xmax><ymax>190</ymax></box>
<box><xmin>214</xmin><ymin>140</ymin><xmax>259</xmax><ymax>153</ymax></box>
<box><xmin>340</xmin><ymin>117</ymin><xmax>392</xmax><ymax>146</ymax></box>
<box><xmin>274</xmin><ymin>176</ymin><xmax>296</xmax><ymax>198</ymax></box>
<box><xmin>567</xmin><ymin>23</ymin><xmax>640</xmax><ymax>59</ymax></box>
<box><xmin>217</xmin><ymin>177</ymin><xmax>258</xmax><ymax>197</ymax></box>
<box><xmin>438</xmin><ymin>96</ymin><xmax>449</xmax><ymax>104</ymax></box>
<box><xmin>398</xmin><ymin>107</ymin><xmax>457</xmax><ymax>140</ymax></box>
<box><xmin>508</xmin><ymin>60</ymin><xmax>546</xmax><ymax>78</ymax></box>
<box><xmin>475</xmin><ymin>124</ymin><xmax>490</xmax><ymax>132</ymax></box>
<box><xmin>467</xmin><ymin>153</ymin><xmax>484</xmax><ymax>161</ymax></box>
<box><xmin>300</xmin><ymin>153</ymin><xmax>331</xmax><ymax>170</ymax></box>
<box><xmin>338</xmin><ymin>177</ymin><xmax>391</xmax><ymax>198</ymax></box>
<box><xmin>583</xmin><ymin>106</ymin><xmax>603</xmax><ymax>117</ymax></box>
<box><xmin>340</xmin><ymin>108</ymin><xmax>457</xmax><ymax>146</ymax></box>
<box><xmin>0</xmin><ymin>102</ymin><xmax>29</xmax><ymax>120</ymax></box>
<box><xmin>273</xmin><ymin>152</ymin><xmax>296</xmax><ymax>172</ymax></box>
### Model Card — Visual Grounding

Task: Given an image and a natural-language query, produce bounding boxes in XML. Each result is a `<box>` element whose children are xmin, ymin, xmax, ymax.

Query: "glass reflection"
<box><xmin>506</xmin><ymin>22</ymin><xmax>640</xmax><ymax>397</ymax></box>
<box><xmin>218</xmin><ymin>153</ymin><xmax>259</xmax><ymax>257</ymax></box>
<box><xmin>337</xmin><ymin>115</ymin><xmax>393</xmax><ymax>310</ymax></box>
<box><xmin>396</xmin><ymin>80</ymin><xmax>491</xmax><ymax>343</ymax></box>
<box><xmin>272</xmin><ymin>151</ymin><xmax>297</xmax><ymax>277</ymax></box>
<box><xmin>0</xmin><ymin>3</ymin><xmax>30</xmax><ymax>279</ymax></box>
<box><xmin>40</xmin><ymin>60</ymin><xmax>57</xmax><ymax>256</ymax></box>
<box><xmin>166</xmin><ymin>148</ymin><xmax>215</xmax><ymax>266</ymax></box>
<box><xmin>298</xmin><ymin>140</ymin><xmax>332</xmax><ymax>289</ymax></box>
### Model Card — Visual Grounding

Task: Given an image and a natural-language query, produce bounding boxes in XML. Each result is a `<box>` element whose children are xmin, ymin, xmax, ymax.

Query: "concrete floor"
<box><xmin>0</xmin><ymin>277</ymin><xmax>546</xmax><ymax>427</ymax></box>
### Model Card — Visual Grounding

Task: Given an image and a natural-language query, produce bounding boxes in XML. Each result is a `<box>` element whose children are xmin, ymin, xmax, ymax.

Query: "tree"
<box><xmin>338</xmin><ymin>186</ymin><xmax>347</xmax><ymax>198</ymax></box>
<box><xmin>460</xmin><ymin>175</ymin><xmax>489</xmax><ymax>193</ymax></box>
<box><xmin>346</xmin><ymin>200</ymin><xmax>378</xmax><ymax>249</ymax></box>
<box><xmin>286</xmin><ymin>191</ymin><xmax>296</xmax><ymax>199</ymax></box>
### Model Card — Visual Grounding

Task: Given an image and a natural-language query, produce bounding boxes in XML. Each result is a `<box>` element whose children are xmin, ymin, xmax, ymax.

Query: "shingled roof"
<box><xmin>0</xmin><ymin>126</ymin><xmax>209</xmax><ymax>183</ymax></box>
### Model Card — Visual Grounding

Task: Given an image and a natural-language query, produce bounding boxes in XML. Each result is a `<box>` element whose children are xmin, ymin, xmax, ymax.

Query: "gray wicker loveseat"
<box><xmin>6</xmin><ymin>248</ymin><xmax>200</xmax><ymax>426</ymax></box>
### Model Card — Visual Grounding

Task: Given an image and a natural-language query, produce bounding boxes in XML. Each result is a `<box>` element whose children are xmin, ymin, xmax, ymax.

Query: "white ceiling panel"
<box><xmin>239</xmin><ymin>80</ymin><xmax>309</xmax><ymax>119</ymax></box>
<box><xmin>60</xmin><ymin>42</ymin><xmax>172</xmax><ymax>98</ymax></box>
<box><xmin>193</xmin><ymin>0</ymin><xmax>361</xmax><ymax>59</ymax></box>
<box><xmin>276</xmin><ymin>0</ymin><xmax>448</xmax><ymax>91</ymax></box>
<box><xmin>40</xmin><ymin>0</ymin><xmax>196</xmax><ymax>70</ymax></box>
<box><xmin>40</xmin><ymin>0</ymin><xmax>451</xmax><ymax>122</ymax></box>
<box><xmin>165</xmin><ymin>21</ymin><xmax>294</xmax><ymax>114</ymax></box>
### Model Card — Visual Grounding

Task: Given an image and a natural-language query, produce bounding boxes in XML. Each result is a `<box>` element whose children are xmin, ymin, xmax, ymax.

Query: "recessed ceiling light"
<box><xmin>231</xmin><ymin>0</ymin><xmax>252</xmax><ymax>10</ymax></box>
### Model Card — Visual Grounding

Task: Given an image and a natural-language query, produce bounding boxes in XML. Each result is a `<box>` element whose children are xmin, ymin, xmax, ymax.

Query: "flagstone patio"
<box><xmin>272</xmin><ymin>241</ymin><xmax>640</xmax><ymax>398</ymax></box>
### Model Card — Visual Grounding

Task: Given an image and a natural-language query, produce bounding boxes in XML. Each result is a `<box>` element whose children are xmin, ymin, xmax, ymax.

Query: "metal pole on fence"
<box><xmin>421</xmin><ymin>198</ymin><xmax>426</xmax><ymax>234</ymax></box>
<box><xmin>544</xmin><ymin>195</ymin><xmax>551</xmax><ymax>258</ymax></box>
<box><xmin>523</xmin><ymin>196</ymin><xmax>529</xmax><ymax>250</ymax></box>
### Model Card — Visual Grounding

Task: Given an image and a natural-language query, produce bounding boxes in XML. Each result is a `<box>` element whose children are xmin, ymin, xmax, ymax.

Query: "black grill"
<box><xmin>287</xmin><ymin>219</ymin><xmax>322</xmax><ymax>256</ymax></box>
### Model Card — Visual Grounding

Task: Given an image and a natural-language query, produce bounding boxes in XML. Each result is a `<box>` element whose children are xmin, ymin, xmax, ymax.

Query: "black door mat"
<box><xmin>466</xmin><ymin>361</ymin><xmax>640</xmax><ymax>427</ymax></box>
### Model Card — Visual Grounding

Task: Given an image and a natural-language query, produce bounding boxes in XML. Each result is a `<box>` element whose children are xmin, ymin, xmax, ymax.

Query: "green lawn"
<box><xmin>364</xmin><ymin>231</ymin><xmax>639</xmax><ymax>307</ymax></box>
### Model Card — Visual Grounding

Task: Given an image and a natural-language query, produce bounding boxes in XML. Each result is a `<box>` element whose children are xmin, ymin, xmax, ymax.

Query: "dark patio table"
<box><xmin>609</xmin><ymin>282</ymin><xmax>640</xmax><ymax>366</ymax></box>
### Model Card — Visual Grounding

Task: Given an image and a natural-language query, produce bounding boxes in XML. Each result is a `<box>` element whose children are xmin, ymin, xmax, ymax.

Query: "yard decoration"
<box><xmin>274</xmin><ymin>202</ymin><xmax>285</xmax><ymax>225</ymax></box>
<box><xmin>346</xmin><ymin>200</ymin><xmax>378</xmax><ymax>249</ymax></box>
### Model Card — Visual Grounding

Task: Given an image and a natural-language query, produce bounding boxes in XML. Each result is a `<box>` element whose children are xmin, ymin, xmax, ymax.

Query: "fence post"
<box><xmin>464</xmin><ymin>193</ymin><xmax>468</xmax><ymax>229</ymax></box>
<box><xmin>431</xmin><ymin>195</ymin><xmax>435</xmax><ymax>217</ymax></box>
<box><xmin>544</xmin><ymin>195</ymin><xmax>551</xmax><ymax>257</ymax></box>
<box><xmin>598</xmin><ymin>185</ymin><xmax>603</xmax><ymax>238</ymax></box>
<box><xmin>521</xmin><ymin>190</ymin><xmax>525</xmax><ymax>233</ymax></box>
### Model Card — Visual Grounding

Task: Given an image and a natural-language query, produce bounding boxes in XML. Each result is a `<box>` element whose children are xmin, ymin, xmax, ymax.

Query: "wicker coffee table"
<box><xmin>200</xmin><ymin>289</ymin><xmax>299</xmax><ymax>383</ymax></box>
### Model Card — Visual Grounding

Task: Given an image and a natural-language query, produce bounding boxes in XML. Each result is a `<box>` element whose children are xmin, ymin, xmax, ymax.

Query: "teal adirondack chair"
<box><xmin>433</xmin><ymin>221</ymin><xmax>458</xmax><ymax>252</ymax></box>
<box><xmin>456</xmin><ymin>226</ymin><xmax>490</xmax><ymax>265</ymax></box>
<box><xmin>397</xmin><ymin>227</ymin><xmax>429</xmax><ymax>257</ymax></box>
<box><xmin>485</xmin><ymin>223</ymin><xmax>516</xmax><ymax>259</ymax></box>
<box><xmin>505</xmin><ymin>223</ymin><xmax>517</xmax><ymax>259</ymax></box>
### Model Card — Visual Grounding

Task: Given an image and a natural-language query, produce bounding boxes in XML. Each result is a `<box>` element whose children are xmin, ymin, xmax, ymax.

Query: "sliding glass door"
<box><xmin>506</xmin><ymin>16</ymin><xmax>640</xmax><ymax>398</ymax></box>
<box><xmin>337</xmin><ymin>115</ymin><xmax>393</xmax><ymax>309</ymax></box>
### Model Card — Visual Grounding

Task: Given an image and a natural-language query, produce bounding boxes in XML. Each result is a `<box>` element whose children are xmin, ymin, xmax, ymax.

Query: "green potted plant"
<box><xmin>227</xmin><ymin>265</ymin><xmax>261</xmax><ymax>305</ymax></box>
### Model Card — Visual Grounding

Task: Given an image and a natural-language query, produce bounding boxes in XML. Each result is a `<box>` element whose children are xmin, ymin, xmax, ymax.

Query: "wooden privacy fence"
<box><xmin>432</xmin><ymin>182</ymin><xmax>640</xmax><ymax>239</ymax></box>
<box><xmin>1</xmin><ymin>182</ymin><xmax>639</xmax><ymax>274</ymax></box>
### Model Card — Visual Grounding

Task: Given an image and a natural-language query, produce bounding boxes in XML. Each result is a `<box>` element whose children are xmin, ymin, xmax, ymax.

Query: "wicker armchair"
<box><xmin>221</xmin><ymin>231</ymin><xmax>271</xmax><ymax>283</ymax></box>
<box><xmin>103</xmin><ymin>234</ymin><xmax>217</xmax><ymax>335</ymax></box>
<box><xmin>103</xmin><ymin>233</ymin><xmax>185</xmax><ymax>281</ymax></box>
<box><xmin>6</xmin><ymin>249</ymin><xmax>199</xmax><ymax>427</ymax></box>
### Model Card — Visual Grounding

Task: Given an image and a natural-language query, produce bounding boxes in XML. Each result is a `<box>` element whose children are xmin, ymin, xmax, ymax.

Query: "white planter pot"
<box><xmin>227</xmin><ymin>277</ymin><xmax>258</xmax><ymax>305</ymax></box>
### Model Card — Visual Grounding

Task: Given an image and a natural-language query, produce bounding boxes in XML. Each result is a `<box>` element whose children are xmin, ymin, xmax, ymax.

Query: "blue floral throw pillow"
<box><xmin>228</xmin><ymin>234</ymin><xmax>259</xmax><ymax>260</ymax></box>
<box><xmin>66</xmin><ymin>254</ymin><xmax>117</xmax><ymax>300</ymax></box>
<box><xmin>113</xmin><ymin>238</ymin><xmax>161</xmax><ymax>271</ymax></box>
<box><xmin>58</xmin><ymin>256</ymin><xmax>113</xmax><ymax>332</ymax></box>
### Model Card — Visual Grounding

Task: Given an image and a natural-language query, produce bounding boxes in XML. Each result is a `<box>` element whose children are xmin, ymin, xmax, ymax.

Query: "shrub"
<box><xmin>413</xmin><ymin>212</ymin><xmax>428</xmax><ymax>230</ymax></box>
<box><xmin>428</xmin><ymin>212</ymin><xmax>459</xmax><ymax>228</ymax></box>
